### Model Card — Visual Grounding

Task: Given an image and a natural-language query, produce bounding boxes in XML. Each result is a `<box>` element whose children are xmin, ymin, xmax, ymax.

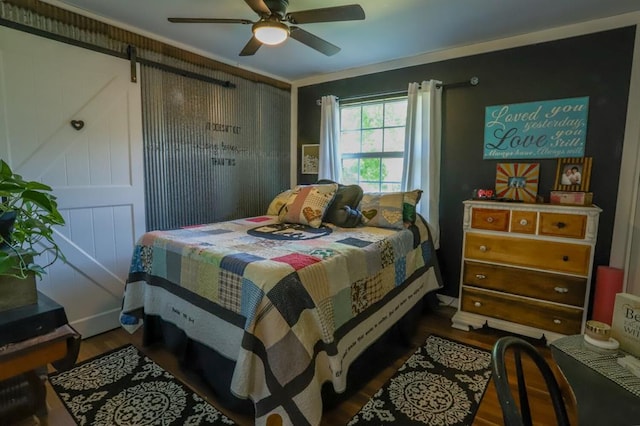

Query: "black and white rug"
<box><xmin>49</xmin><ymin>344</ymin><xmax>236</xmax><ymax>426</ymax></box>
<box><xmin>348</xmin><ymin>335</ymin><xmax>492</xmax><ymax>425</ymax></box>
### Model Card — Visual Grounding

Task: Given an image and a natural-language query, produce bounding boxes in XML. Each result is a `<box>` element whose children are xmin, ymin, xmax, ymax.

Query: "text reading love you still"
<box><xmin>483</xmin><ymin>97</ymin><xmax>588</xmax><ymax>159</ymax></box>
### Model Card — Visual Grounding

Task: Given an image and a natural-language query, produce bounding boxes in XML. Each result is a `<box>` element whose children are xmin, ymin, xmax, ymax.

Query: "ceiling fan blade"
<box><xmin>168</xmin><ymin>18</ymin><xmax>253</xmax><ymax>24</ymax></box>
<box><xmin>244</xmin><ymin>0</ymin><xmax>271</xmax><ymax>16</ymax></box>
<box><xmin>239</xmin><ymin>36</ymin><xmax>263</xmax><ymax>56</ymax></box>
<box><xmin>287</xmin><ymin>4</ymin><xmax>365</xmax><ymax>24</ymax></box>
<box><xmin>289</xmin><ymin>27</ymin><xmax>340</xmax><ymax>56</ymax></box>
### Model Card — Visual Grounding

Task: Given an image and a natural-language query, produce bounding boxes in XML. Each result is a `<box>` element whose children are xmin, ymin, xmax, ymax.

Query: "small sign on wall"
<box><xmin>484</xmin><ymin>97</ymin><xmax>589</xmax><ymax>159</ymax></box>
<box><xmin>301</xmin><ymin>144</ymin><xmax>320</xmax><ymax>174</ymax></box>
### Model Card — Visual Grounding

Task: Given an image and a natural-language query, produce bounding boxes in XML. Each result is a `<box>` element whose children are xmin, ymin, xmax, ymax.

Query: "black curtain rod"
<box><xmin>0</xmin><ymin>18</ymin><xmax>236</xmax><ymax>89</ymax></box>
<box><xmin>136</xmin><ymin>55</ymin><xmax>236</xmax><ymax>88</ymax></box>
<box><xmin>441</xmin><ymin>76</ymin><xmax>480</xmax><ymax>89</ymax></box>
<box><xmin>316</xmin><ymin>76</ymin><xmax>479</xmax><ymax>105</ymax></box>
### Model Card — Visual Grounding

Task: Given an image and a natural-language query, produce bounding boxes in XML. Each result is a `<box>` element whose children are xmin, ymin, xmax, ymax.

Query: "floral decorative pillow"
<box><xmin>358</xmin><ymin>192</ymin><xmax>405</xmax><ymax>229</ymax></box>
<box><xmin>266</xmin><ymin>189</ymin><xmax>293</xmax><ymax>216</ymax></box>
<box><xmin>278</xmin><ymin>183</ymin><xmax>338</xmax><ymax>228</ymax></box>
<box><xmin>403</xmin><ymin>189</ymin><xmax>423</xmax><ymax>223</ymax></box>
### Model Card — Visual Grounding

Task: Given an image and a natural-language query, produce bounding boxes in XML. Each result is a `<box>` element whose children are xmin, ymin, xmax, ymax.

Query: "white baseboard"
<box><xmin>69</xmin><ymin>308</ymin><xmax>121</xmax><ymax>339</ymax></box>
<box><xmin>436</xmin><ymin>293</ymin><xmax>459</xmax><ymax>309</ymax></box>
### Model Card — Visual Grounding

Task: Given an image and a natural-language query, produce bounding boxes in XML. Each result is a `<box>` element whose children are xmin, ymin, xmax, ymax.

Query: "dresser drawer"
<box><xmin>510</xmin><ymin>210</ymin><xmax>537</xmax><ymax>234</ymax></box>
<box><xmin>471</xmin><ymin>208</ymin><xmax>510</xmax><ymax>231</ymax></box>
<box><xmin>462</xmin><ymin>287</ymin><xmax>583</xmax><ymax>335</ymax></box>
<box><xmin>463</xmin><ymin>261</ymin><xmax>586</xmax><ymax>306</ymax></box>
<box><xmin>539</xmin><ymin>212</ymin><xmax>587</xmax><ymax>239</ymax></box>
<box><xmin>465</xmin><ymin>232</ymin><xmax>591</xmax><ymax>275</ymax></box>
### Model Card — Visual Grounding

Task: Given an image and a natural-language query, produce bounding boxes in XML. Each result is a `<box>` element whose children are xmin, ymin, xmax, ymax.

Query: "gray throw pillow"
<box><xmin>317</xmin><ymin>179</ymin><xmax>364</xmax><ymax>228</ymax></box>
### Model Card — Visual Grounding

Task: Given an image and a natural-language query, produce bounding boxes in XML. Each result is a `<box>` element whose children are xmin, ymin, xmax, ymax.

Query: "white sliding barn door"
<box><xmin>0</xmin><ymin>27</ymin><xmax>145</xmax><ymax>338</ymax></box>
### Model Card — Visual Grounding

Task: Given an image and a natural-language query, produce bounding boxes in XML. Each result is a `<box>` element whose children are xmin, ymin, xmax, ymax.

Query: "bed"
<box><xmin>120</xmin><ymin>185</ymin><xmax>443</xmax><ymax>426</ymax></box>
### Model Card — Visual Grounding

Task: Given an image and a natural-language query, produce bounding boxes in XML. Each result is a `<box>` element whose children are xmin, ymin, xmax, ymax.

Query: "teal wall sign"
<box><xmin>484</xmin><ymin>97</ymin><xmax>589</xmax><ymax>159</ymax></box>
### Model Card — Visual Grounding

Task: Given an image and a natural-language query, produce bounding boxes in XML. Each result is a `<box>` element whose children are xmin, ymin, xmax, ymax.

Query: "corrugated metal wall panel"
<box><xmin>141</xmin><ymin>66</ymin><xmax>290</xmax><ymax>231</ymax></box>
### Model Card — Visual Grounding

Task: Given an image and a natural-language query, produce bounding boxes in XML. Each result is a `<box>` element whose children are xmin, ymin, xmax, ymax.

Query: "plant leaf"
<box><xmin>0</xmin><ymin>160</ymin><xmax>12</xmax><ymax>179</ymax></box>
<box><xmin>25</xmin><ymin>181</ymin><xmax>53</xmax><ymax>191</ymax></box>
<box><xmin>21</xmin><ymin>190</ymin><xmax>56</xmax><ymax>213</ymax></box>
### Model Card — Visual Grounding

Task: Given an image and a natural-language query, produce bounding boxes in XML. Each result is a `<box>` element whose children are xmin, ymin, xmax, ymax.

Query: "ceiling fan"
<box><xmin>168</xmin><ymin>0</ymin><xmax>365</xmax><ymax>57</ymax></box>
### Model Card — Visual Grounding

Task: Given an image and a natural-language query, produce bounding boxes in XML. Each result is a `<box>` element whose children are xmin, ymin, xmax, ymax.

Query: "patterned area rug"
<box><xmin>348</xmin><ymin>335</ymin><xmax>492</xmax><ymax>425</ymax></box>
<box><xmin>49</xmin><ymin>345</ymin><xmax>236</xmax><ymax>425</ymax></box>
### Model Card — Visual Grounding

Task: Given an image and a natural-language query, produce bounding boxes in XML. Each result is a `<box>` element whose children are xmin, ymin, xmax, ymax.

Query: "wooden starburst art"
<box><xmin>495</xmin><ymin>163</ymin><xmax>540</xmax><ymax>203</ymax></box>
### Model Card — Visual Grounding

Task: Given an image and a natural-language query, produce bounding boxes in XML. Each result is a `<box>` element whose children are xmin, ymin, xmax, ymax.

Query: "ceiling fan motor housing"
<box><xmin>264</xmin><ymin>0</ymin><xmax>289</xmax><ymax>19</ymax></box>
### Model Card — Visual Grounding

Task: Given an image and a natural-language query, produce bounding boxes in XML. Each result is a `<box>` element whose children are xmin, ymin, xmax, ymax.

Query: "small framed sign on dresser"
<box><xmin>611</xmin><ymin>293</ymin><xmax>640</xmax><ymax>358</ymax></box>
<box><xmin>452</xmin><ymin>200</ymin><xmax>601</xmax><ymax>343</ymax></box>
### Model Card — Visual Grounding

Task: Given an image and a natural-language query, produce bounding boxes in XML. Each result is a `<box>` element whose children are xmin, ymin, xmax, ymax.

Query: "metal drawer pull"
<box><xmin>562</xmin><ymin>255</ymin><xmax>569</xmax><ymax>261</ymax></box>
<box><xmin>519</xmin><ymin>219</ymin><xmax>528</xmax><ymax>226</ymax></box>
<box><xmin>474</xmin><ymin>301</ymin><xmax>482</xmax><ymax>307</ymax></box>
<box><xmin>554</xmin><ymin>287</ymin><xmax>569</xmax><ymax>293</ymax></box>
<box><xmin>486</xmin><ymin>217</ymin><xmax>494</xmax><ymax>223</ymax></box>
<box><xmin>479</xmin><ymin>245</ymin><xmax>488</xmax><ymax>252</ymax></box>
<box><xmin>553</xmin><ymin>319</ymin><xmax>562</xmax><ymax>324</ymax></box>
<box><xmin>556</xmin><ymin>222</ymin><xmax>566</xmax><ymax>229</ymax></box>
<box><xmin>475</xmin><ymin>274</ymin><xmax>486</xmax><ymax>280</ymax></box>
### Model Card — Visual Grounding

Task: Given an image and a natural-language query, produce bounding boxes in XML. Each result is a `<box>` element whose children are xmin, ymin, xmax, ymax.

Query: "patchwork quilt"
<box><xmin>121</xmin><ymin>215</ymin><xmax>441</xmax><ymax>426</ymax></box>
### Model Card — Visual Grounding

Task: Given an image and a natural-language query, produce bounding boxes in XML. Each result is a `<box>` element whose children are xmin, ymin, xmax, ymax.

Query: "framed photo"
<box><xmin>554</xmin><ymin>157</ymin><xmax>592</xmax><ymax>192</ymax></box>
<box><xmin>301</xmin><ymin>144</ymin><xmax>319</xmax><ymax>174</ymax></box>
<box><xmin>495</xmin><ymin>163</ymin><xmax>540</xmax><ymax>203</ymax></box>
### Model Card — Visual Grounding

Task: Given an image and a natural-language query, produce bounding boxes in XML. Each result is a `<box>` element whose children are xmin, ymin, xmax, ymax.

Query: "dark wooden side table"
<box><xmin>551</xmin><ymin>335</ymin><xmax>640</xmax><ymax>426</ymax></box>
<box><xmin>0</xmin><ymin>294</ymin><xmax>80</xmax><ymax>424</ymax></box>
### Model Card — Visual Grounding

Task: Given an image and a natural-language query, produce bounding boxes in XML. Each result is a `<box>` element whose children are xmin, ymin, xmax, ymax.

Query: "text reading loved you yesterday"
<box><xmin>483</xmin><ymin>97</ymin><xmax>589</xmax><ymax>159</ymax></box>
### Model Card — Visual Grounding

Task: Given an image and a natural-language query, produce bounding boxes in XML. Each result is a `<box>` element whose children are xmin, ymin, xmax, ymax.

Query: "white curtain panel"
<box><xmin>318</xmin><ymin>95</ymin><xmax>342</xmax><ymax>181</ymax></box>
<box><xmin>402</xmin><ymin>80</ymin><xmax>443</xmax><ymax>249</ymax></box>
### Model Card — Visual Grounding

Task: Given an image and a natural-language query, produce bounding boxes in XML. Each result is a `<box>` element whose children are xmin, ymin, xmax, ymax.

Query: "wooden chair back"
<box><xmin>491</xmin><ymin>336</ymin><xmax>573</xmax><ymax>426</ymax></box>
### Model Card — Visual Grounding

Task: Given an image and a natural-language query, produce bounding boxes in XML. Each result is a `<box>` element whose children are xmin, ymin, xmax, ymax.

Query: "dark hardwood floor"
<box><xmin>37</xmin><ymin>305</ymin><xmax>565</xmax><ymax>426</ymax></box>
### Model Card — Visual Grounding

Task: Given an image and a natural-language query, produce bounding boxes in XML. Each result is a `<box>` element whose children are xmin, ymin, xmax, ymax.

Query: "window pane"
<box><xmin>380</xmin><ymin>158</ymin><xmax>389</xmax><ymax>181</ymax></box>
<box><xmin>381</xmin><ymin>182</ymin><xmax>402</xmax><ymax>192</ymax></box>
<box><xmin>384</xmin><ymin>127</ymin><xmax>405</xmax><ymax>152</ymax></box>
<box><xmin>384</xmin><ymin>101</ymin><xmax>408</xmax><ymax>126</ymax></box>
<box><xmin>360</xmin><ymin>158</ymin><xmax>381</xmax><ymax>181</ymax></box>
<box><xmin>361</xmin><ymin>182</ymin><xmax>380</xmax><ymax>192</ymax></box>
<box><xmin>362</xmin><ymin>104</ymin><xmax>383</xmax><ymax>128</ymax></box>
<box><xmin>382</xmin><ymin>158</ymin><xmax>403</xmax><ymax>182</ymax></box>
<box><xmin>341</xmin><ymin>131</ymin><xmax>361</xmax><ymax>154</ymax></box>
<box><xmin>363</xmin><ymin>129</ymin><xmax>383</xmax><ymax>152</ymax></box>
<box><xmin>339</xmin><ymin>97</ymin><xmax>407</xmax><ymax>193</ymax></box>
<box><xmin>341</xmin><ymin>106</ymin><xmax>361</xmax><ymax>131</ymax></box>
<box><xmin>342</xmin><ymin>158</ymin><xmax>359</xmax><ymax>184</ymax></box>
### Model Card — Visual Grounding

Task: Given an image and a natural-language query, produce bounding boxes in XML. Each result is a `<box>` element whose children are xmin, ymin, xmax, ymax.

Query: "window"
<box><xmin>340</xmin><ymin>97</ymin><xmax>407</xmax><ymax>192</ymax></box>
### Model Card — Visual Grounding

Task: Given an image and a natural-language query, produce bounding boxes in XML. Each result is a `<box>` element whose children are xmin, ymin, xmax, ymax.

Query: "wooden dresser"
<box><xmin>451</xmin><ymin>200</ymin><xmax>601</xmax><ymax>343</ymax></box>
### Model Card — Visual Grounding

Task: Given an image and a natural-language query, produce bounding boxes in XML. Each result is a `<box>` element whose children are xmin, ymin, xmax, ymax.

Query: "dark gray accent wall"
<box><xmin>297</xmin><ymin>27</ymin><xmax>635</xmax><ymax>309</ymax></box>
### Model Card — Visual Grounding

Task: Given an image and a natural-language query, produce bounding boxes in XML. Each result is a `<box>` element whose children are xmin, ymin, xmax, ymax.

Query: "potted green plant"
<box><xmin>0</xmin><ymin>160</ymin><xmax>65</xmax><ymax>310</ymax></box>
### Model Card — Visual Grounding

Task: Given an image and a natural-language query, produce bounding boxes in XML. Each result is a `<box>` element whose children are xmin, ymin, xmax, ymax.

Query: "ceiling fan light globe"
<box><xmin>253</xmin><ymin>21</ymin><xmax>289</xmax><ymax>45</ymax></box>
